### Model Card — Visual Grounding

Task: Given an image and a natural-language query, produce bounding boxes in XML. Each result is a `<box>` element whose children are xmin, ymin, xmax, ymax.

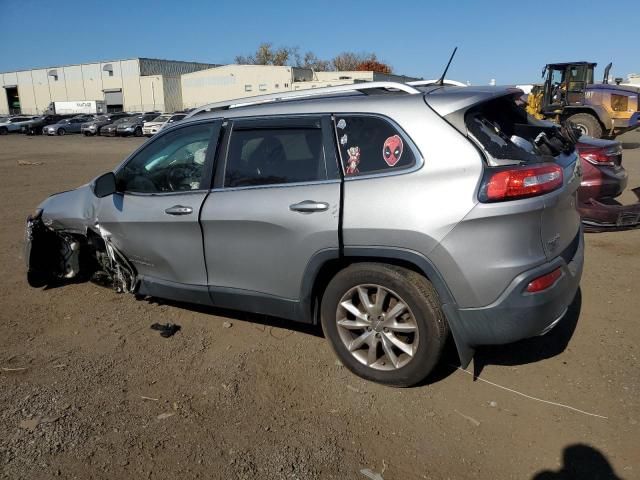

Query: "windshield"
<box><xmin>94</xmin><ymin>115</ymin><xmax>108</xmax><ymax>122</ymax></box>
<box><xmin>152</xmin><ymin>115</ymin><xmax>171</xmax><ymax>122</ymax></box>
<box><xmin>113</xmin><ymin>118</ymin><xmax>129</xmax><ymax>125</ymax></box>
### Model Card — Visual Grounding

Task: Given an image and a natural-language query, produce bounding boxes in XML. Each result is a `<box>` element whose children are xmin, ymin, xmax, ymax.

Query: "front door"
<box><xmin>200</xmin><ymin>116</ymin><xmax>341</xmax><ymax>319</ymax></box>
<box><xmin>96</xmin><ymin>120</ymin><xmax>221</xmax><ymax>286</ymax></box>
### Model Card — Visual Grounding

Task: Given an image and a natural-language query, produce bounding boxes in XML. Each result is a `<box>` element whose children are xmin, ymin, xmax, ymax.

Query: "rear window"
<box><xmin>225</xmin><ymin>127</ymin><xmax>325</xmax><ymax>187</ymax></box>
<box><xmin>334</xmin><ymin>115</ymin><xmax>416</xmax><ymax>176</ymax></box>
<box><xmin>465</xmin><ymin>96</ymin><xmax>540</xmax><ymax>163</ymax></box>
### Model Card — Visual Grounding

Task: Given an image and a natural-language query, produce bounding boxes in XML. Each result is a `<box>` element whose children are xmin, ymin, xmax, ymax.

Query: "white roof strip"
<box><xmin>185</xmin><ymin>81</ymin><xmax>421</xmax><ymax>118</ymax></box>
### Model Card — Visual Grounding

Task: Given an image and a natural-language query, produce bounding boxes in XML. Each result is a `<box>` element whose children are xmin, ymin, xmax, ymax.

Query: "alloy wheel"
<box><xmin>336</xmin><ymin>284</ymin><xmax>419</xmax><ymax>371</ymax></box>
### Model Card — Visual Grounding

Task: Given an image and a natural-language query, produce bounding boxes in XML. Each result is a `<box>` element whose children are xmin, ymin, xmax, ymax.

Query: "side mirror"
<box><xmin>93</xmin><ymin>172</ymin><xmax>117</xmax><ymax>198</ymax></box>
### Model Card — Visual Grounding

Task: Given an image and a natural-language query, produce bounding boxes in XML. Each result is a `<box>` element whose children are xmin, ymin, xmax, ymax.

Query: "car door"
<box><xmin>71</xmin><ymin>118</ymin><xmax>84</xmax><ymax>132</ymax></box>
<box><xmin>200</xmin><ymin>115</ymin><xmax>341</xmax><ymax>320</ymax></box>
<box><xmin>96</xmin><ymin>119</ymin><xmax>222</xmax><ymax>289</ymax></box>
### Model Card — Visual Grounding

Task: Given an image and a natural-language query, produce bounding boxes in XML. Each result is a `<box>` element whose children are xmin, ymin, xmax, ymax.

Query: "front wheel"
<box><xmin>0</xmin><ymin>127</ymin><xmax>8</xmax><ymax>135</ymax></box>
<box><xmin>321</xmin><ymin>263</ymin><xmax>448</xmax><ymax>387</ymax></box>
<box><xmin>567</xmin><ymin>113</ymin><xmax>603</xmax><ymax>138</ymax></box>
<box><xmin>57</xmin><ymin>128</ymin><xmax>66</xmax><ymax>136</ymax></box>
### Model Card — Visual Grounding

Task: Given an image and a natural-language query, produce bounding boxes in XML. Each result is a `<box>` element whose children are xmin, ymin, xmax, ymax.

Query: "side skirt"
<box><xmin>136</xmin><ymin>276</ymin><xmax>305</xmax><ymax>323</ymax></box>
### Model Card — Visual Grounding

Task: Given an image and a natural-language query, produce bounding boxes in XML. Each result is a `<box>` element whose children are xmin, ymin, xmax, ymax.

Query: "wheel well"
<box><xmin>562</xmin><ymin>109</ymin><xmax>605</xmax><ymax>129</ymax></box>
<box><xmin>308</xmin><ymin>256</ymin><xmax>428</xmax><ymax>324</ymax></box>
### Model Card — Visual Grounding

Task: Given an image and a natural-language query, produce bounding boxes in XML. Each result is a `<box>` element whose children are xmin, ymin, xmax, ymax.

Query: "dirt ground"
<box><xmin>1</xmin><ymin>131</ymin><xmax>638</xmax><ymax>480</ymax></box>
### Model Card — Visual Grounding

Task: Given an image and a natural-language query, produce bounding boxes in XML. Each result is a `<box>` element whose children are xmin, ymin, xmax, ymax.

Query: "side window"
<box><xmin>334</xmin><ymin>115</ymin><xmax>416</xmax><ymax>176</ymax></box>
<box><xmin>116</xmin><ymin>123</ymin><xmax>216</xmax><ymax>193</ymax></box>
<box><xmin>224</xmin><ymin>126</ymin><xmax>326</xmax><ymax>188</ymax></box>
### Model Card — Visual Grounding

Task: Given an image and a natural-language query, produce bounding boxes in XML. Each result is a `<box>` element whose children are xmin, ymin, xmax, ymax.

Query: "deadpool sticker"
<box><xmin>383</xmin><ymin>135</ymin><xmax>403</xmax><ymax>167</ymax></box>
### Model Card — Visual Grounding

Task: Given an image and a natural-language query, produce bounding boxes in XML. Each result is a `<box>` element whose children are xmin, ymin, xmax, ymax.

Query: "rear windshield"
<box><xmin>465</xmin><ymin>95</ymin><xmax>539</xmax><ymax>163</ymax></box>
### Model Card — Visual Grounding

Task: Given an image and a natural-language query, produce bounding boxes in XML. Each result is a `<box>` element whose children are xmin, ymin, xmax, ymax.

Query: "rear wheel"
<box><xmin>567</xmin><ymin>113</ymin><xmax>603</xmax><ymax>138</ymax></box>
<box><xmin>0</xmin><ymin>127</ymin><xmax>7</xmax><ymax>135</ymax></box>
<box><xmin>134</xmin><ymin>127</ymin><xmax>142</xmax><ymax>137</ymax></box>
<box><xmin>321</xmin><ymin>263</ymin><xmax>448</xmax><ymax>387</ymax></box>
<box><xmin>57</xmin><ymin>128</ymin><xmax>66</xmax><ymax>136</ymax></box>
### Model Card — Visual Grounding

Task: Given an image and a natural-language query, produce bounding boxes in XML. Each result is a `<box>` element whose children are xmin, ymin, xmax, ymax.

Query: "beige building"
<box><xmin>0</xmin><ymin>58</ymin><xmax>217</xmax><ymax>115</ymax></box>
<box><xmin>181</xmin><ymin>65</ymin><xmax>419</xmax><ymax>108</ymax></box>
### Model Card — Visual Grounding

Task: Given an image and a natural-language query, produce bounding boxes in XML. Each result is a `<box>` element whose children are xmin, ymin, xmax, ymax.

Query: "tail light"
<box><xmin>525</xmin><ymin>267</ymin><xmax>563</xmax><ymax>293</ymax></box>
<box><xmin>479</xmin><ymin>163</ymin><xmax>563</xmax><ymax>202</ymax></box>
<box><xmin>577</xmin><ymin>144</ymin><xmax>622</xmax><ymax>166</ymax></box>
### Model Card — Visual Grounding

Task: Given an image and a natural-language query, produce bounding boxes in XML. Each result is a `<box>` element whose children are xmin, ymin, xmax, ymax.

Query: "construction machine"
<box><xmin>526</xmin><ymin>62</ymin><xmax>640</xmax><ymax>138</ymax></box>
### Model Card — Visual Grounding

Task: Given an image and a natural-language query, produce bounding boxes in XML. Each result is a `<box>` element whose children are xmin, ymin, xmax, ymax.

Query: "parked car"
<box><xmin>116</xmin><ymin>112</ymin><xmax>160</xmax><ymax>137</ymax></box>
<box><xmin>0</xmin><ymin>116</ymin><xmax>40</xmax><ymax>135</ymax></box>
<box><xmin>101</xmin><ymin>117</ymin><xmax>132</xmax><ymax>137</ymax></box>
<box><xmin>22</xmin><ymin>115</ymin><xmax>69</xmax><ymax>135</ymax></box>
<box><xmin>25</xmin><ymin>83</ymin><xmax>584</xmax><ymax>386</ymax></box>
<box><xmin>43</xmin><ymin>117</ymin><xmax>86</xmax><ymax>135</ymax></box>
<box><xmin>142</xmin><ymin>113</ymin><xmax>186</xmax><ymax>137</ymax></box>
<box><xmin>575</xmin><ymin>138</ymin><xmax>640</xmax><ymax>231</ymax></box>
<box><xmin>82</xmin><ymin>113</ymin><xmax>132</xmax><ymax>136</ymax></box>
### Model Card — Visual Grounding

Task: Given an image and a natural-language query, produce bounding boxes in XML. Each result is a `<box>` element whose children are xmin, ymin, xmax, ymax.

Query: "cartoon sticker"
<box><xmin>337</xmin><ymin>119</ymin><xmax>347</xmax><ymax>130</ymax></box>
<box><xmin>345</xmin><ymin>146</ymin><xmax>361</xmax><ymax>175</ymax></box>
<box><xmin>340</xmin><ymin>134</ymin><xmax>348</xmax><ymax>145</ymax></box>
<box><xmin>383</xmin><ymin>135</ymin><xmax>403</xmax><ymax>167</ymax></box>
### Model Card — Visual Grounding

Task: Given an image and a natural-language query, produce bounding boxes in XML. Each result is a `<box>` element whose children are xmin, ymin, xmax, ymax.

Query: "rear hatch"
<box><xmin>425</xmin><ymin>87</ymin><xmax>581</xmax><ymax>261</ymax></box>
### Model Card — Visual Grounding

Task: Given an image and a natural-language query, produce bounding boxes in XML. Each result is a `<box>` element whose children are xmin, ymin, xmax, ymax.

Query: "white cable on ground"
<box><xmin>454</xmin><ymin>366</ymin><xmax>608</xmax><ymax>419</ymax></box>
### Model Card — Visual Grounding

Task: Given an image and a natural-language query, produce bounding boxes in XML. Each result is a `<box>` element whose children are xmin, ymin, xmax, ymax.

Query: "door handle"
<box><xmin>289</xmin><ymin>200</ymin><xmax>329</xmax><ymax>213</ymax></box>
<box><xmin>165</xmin><ymin>205</ymin><xmax>193</xmax><ymax>215</ymax></box>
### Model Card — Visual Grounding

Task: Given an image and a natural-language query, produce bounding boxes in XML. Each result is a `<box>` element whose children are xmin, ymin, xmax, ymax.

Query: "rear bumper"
<box><xmin>444</xmin><ymin>230</ymin><xmax>583</xmax><ymax>364</ymax></box>
<box><xmin>612</xmin><ymin>112</ymin><xmax>640</xmax><ymax>135</ymax></box>
<box><xmin>579</xmin><ymin>187</ymin><xmax>640</xmax><ymax>232</ymax></box>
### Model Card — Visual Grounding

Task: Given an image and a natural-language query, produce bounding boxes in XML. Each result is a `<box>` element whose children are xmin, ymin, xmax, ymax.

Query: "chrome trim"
<box><xmin>210</xmin><ymin>178</ymin><xmax>341</xmax><ymax>193</ymax></box>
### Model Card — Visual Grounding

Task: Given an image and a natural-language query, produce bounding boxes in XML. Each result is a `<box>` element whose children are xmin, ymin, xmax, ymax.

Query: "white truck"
<box><xmin>47</xmin><ymin>101</ymin><xmax>106</xmax><ymax>115</ymax></box>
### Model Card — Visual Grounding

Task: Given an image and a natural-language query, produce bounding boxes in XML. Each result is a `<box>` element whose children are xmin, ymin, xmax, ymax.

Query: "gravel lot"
<box><xmin>1</xmin><ymin>131</ymin><xmax>639</xmax><ymax>479</ymax></box>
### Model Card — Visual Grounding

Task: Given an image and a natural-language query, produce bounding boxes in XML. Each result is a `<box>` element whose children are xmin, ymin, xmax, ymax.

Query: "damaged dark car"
<box><xmin>574</xmin><ymin>138</ymin><xmax>640</xmax><ymax>231</ymax></box>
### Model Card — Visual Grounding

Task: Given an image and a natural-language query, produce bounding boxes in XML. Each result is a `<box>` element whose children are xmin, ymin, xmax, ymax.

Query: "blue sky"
<box><xmin>1</xmin><ymin>0</ymin><xmax>637</xmax><ymax>85</ymax></box>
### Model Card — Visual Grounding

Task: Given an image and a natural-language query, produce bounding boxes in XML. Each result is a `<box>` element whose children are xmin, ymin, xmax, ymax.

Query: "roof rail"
<box><xmin>185</xmin><ymin>81</ymin><xmax>421</xmax><ymax>118</ymax></box>
<box><xmin>407</xmin><ymin>79</ymin><xmax>467</xmax><ymax>87</ymax></box>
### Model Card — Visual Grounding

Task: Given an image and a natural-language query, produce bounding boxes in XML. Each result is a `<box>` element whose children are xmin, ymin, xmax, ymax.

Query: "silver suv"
<box><xmin>25</xmin><ymin>82</ymin><xmax>584</xmax><ymax>386</ymax></box>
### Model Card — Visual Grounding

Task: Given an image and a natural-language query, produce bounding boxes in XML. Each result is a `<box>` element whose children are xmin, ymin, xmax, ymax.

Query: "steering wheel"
<box><xmin>166</xmin><ymin>164</ymin><xmax>200</xmax><ymax>191</ymax></box>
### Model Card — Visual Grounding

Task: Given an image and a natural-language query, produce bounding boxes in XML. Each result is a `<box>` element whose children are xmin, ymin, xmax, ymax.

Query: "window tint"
<box><xmin>225</xmin><ymin>127</ymin><xmax>325</xmax><ymax>187</ymax></box>
<box><xmin>116</xmin><ymin>123</ymin><xmax>215</xmax><ymax>193</ymax></box>
<box><xmin>334</xmin><ymin>115</ymin><xmax>416</xmax><ymax>176</ymax></box>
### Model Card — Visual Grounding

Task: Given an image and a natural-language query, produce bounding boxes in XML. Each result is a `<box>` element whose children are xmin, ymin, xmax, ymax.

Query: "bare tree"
<box><xmin>298</xmin><ymin>51</ymin><xmax>331</xmax><ymax>71</ymax></box>
<box><xmin>332</xmin><ymin>52</ymin><xmax>361</xmax><ymax>71</ymax></box>
<box><xmin>235</xmin><ymin>42</ymin><xmax>298</xmax><ymax>66</ymax></box>
<box><xmin>332</xmin><ymin>52</ymin><xmax>392</xmax><ymax>73</ymax></box>
<box><xmin>236</xmin><ymin>44</ymin><xmax>391</xmax><ymax>73</ymax></box>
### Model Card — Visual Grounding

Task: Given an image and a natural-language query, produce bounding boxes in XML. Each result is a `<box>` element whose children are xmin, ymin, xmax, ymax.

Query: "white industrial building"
<box><xmin>1</xmin><ymin>59</ymin><xmax>419</xmax><ymax>115</ymax></box>
<box><xmin>0</xmin><ymin>58</ymin><xmax>218</xmax><ymax>115</ymax></box>
<box><xmin>180</xmin><ymin>65</ymin><xmax>419</xmax><ymax>108</ymax></box>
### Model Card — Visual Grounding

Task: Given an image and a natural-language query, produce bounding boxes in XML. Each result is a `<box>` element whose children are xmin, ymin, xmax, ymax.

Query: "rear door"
<box><xmin>96</xmin><ymin>120</ymin><xmax>221</xmax><ymax>286</ymax></box>
<box><xmin>200</xmin><ymin>115</ymin><xmax>340</xmax><ymax>313</ymax></box>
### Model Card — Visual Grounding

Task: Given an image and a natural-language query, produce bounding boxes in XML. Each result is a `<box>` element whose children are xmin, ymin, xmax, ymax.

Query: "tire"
<box><xmin>567</xmin><ymin>113</ymin><xmax>603</xmax><ymax>138</ymax></box>
<box><xmin>134</xmin><ymin>127</ymin><xmax>142</xmax><ymax>137</ymax></box>
<box><xmin>0</xmin><ymin>127</ymin><xmax>7</xmax><ymax>135</ymax></box>
<box><xmin>57</xmin><ymin>128</ymin><xmax>66</xmax><ymax>136</ymax></box>
<box><xmin>321</xmin><ymin>263</ymin><xmax>448</xmax><ymax>387</ymax></box>
<box><xmin>83</xmin><ymin>132</ymin><xmax>90</xmax><ymax>136</ymax></box>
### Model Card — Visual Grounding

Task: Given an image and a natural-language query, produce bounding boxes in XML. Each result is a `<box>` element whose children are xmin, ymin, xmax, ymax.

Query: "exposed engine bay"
<box><xmin>25</xmin><ymin>209</ymin><xmax>136</xmax><ymax>293</ymax></box>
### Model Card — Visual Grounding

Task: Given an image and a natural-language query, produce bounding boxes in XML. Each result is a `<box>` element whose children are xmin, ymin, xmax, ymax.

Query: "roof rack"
<box><xmin>407</xmin><ymin>79</ymin><xmax>468</xmax><ymax>87</ymax></box>
<box><xmin>185</xmin><ymin>81</ymin><xmax>421</xmax><ymax>118</ymax></box>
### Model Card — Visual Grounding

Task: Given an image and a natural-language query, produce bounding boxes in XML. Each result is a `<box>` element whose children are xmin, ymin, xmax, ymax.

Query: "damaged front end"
<box><xmin>25</xmin><ymin>207</ymin><xmax>136</xmax><ymax>293</ymax></box>
<box><xmin>579</xmin><ymin>187</ymin><xmax>640</xmax><ymax>232</ymax></box>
